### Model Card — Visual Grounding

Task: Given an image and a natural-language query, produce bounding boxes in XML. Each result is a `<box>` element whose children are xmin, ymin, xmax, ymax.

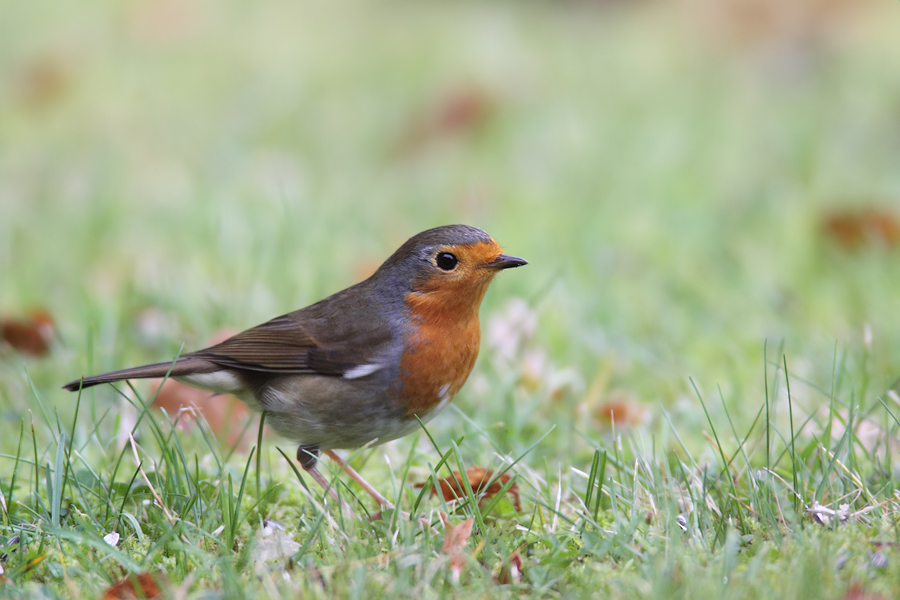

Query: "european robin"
<box><xmin>64</xmin><ymin>224</ymin><xmax>527</xmax><ymax>509</ymax></box>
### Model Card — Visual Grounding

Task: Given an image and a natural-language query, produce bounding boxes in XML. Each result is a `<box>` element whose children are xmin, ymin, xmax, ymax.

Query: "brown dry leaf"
<box><xmin>842</xmin><ymin>583</ymin><xmax>888</xmax><ymax>600</ymax></box>
<box><xmin>1</xmin><ymin>309</ymin><xmax>56</xmax><ymax>357</ymax></box>
<box><xmin>396</xmin><ymin>86</ymin><xmax>494</xmax><ymax>154</ymax></box>
<box><xmin>102</xmin><ymin>572</ymin><xmax>165</xmax><ymax>600</ymax></box>
<box><xmin>441</xmin><ymin>517</ymin><xmax>474</xmax><ymax>584</ymax></box>
<box><xmin>495</xmin><ymin>548</ymin><xmax>524</xmax><ymax>585</ymax></box>
<box><xmin>594</xmin><ymin>393</ymin><xmax>649</xmax><ymax>428</ymax></box>
<box><xmin>14</xmin><ymin>53</ymin><xmax>72</xmax><ymax>109</ymax></box>
<box><xmin>417</xmin><ymin>467</ymin><xmax>521</xmax><ymax>512</ymax></box>
<box><xmin>149</xmin><ymin>329</ymin><xmax>259</xmax><ymax>446</ymax></box>
<box><xmin>431</xmin><ymin>88</ymin><xmax>492</xmax><ymax>133</ymax></box>
<box><xmin>149</xmin><ymin>378</ymin><xmax>255</xmax><ymax>446</ymax></box>
<box><xmin>823</xmin><ymin>208</ymin><xmax>900</xmax><ymax>249</ymax></box>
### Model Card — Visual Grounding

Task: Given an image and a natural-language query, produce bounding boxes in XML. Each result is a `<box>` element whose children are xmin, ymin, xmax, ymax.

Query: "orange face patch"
<box><xmin>410</xmin><ymin>239</ymin><xmax>504</xmax><ymax>300</ymax></box>
<box><xmin>395</xmin><ymin>239</ymin><xmax>506</xmax><ymax>418</ymax></box>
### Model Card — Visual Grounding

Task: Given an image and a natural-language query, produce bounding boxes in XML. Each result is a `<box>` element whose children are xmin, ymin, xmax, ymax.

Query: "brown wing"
<box><xmin>188</xmin><ymin>314</ymin><xmax>317</xmax><ymax>373</ymax></box>
<box><xmin>187</xmin><ymin>311</ymin><xmax>394</xmax><ymax>377</ymax></box>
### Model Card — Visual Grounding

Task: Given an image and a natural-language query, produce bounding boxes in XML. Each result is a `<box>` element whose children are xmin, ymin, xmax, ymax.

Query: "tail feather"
<box><xmin>62</xmin><ymin>358</ymin><xmax>218</xmax><ymax>391</ymax></box>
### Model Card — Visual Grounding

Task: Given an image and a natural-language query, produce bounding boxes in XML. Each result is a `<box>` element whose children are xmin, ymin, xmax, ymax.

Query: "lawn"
<box><xmin>1</xmin><ymin>1</ymin><xmax>899</xmax><ymax>598</ymax></box>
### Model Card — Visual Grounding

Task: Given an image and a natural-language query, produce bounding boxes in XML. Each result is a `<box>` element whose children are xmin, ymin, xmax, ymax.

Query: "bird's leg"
<box><xmin>296</xmin><ymin>444</ymin><xmax>351</xmax><ymax>512</ymax></box>
<box><xmin>297</xmin><ymin>445</ymin><xmax>397</xmax><ymax>519</ymax></box>
<box><xmin>324</xmin><ymin>449</ymin><xmax>393</xmax><ymax>509</ymax></box>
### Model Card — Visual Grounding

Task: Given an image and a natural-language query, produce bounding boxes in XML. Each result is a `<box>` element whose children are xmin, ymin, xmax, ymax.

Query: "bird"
<box><xmin>63</xmin><ymin>224</ymin><xmax>527</xmax><ymax>511</ymax></box>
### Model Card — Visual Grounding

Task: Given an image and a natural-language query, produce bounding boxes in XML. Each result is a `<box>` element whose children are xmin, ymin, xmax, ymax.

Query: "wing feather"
<box><xmin>187</xmin><ymin>311</ymin><xmax>393</xmax><ymax>378</ymax></box>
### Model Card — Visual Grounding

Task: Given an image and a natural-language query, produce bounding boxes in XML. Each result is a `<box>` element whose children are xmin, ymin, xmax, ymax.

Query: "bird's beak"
<box><xmin>484</xmin><ymin>254</ymin><xmax>528</xmax><ymax>270</ymax></box>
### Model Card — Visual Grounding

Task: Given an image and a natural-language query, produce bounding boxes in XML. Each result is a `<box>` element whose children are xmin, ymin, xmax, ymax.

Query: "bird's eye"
<box><xmin>436</xmin><ymin>252</ymin><xmax>459</xmax><ymax>271</ymax></box>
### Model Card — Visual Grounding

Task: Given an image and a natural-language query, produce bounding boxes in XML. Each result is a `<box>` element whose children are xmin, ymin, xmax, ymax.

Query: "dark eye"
<box><xmin>436</xmin><ymin>252</ymin><xmax>458</xmax><ymax>271</ymax></box>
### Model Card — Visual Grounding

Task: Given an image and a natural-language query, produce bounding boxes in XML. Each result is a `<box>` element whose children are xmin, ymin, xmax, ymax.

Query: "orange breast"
<box><xmin>395</xmin><ymin>288</ymin><xmax>486</xmax><ymax>419</ymax></box>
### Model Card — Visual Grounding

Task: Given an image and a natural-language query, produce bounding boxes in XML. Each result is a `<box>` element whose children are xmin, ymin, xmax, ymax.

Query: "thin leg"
<box><xmin>324</xmin><ymin>449</ymin><xmax>393</xmax><ymax>508</ymax></box>
<box><xmin>296</xmin><ymin>444</ymin><xmax>320</xmax><ymax>469</ymax></box>
<box><xmin>297</xmin><ymin>444</ymin><xmax>354</xmax><ymax>516</ymax></box>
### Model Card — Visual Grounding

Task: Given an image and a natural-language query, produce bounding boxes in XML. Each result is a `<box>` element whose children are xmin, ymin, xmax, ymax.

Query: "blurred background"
<box><xmin>1</xmin><ymin>0</ymin><xmax>899</xmax><ymax>459</ymax></box>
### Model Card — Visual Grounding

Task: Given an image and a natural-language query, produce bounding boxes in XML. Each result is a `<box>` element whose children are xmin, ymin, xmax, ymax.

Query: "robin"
<box><xmin>64</xmin><ymin>224</ymin><xmax>527</xmax><ymax>510</ymax></box>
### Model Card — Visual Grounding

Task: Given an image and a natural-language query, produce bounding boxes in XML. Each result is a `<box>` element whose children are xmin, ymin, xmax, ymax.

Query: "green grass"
<box><xmin>2</xmin><ymin>1</ymin><xmax>900</xmax><ymax>598</ymax></box>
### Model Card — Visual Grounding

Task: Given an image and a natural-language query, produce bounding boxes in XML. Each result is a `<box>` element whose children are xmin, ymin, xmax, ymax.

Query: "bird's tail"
<box><xmin>62</xmin><ymin>358</ymin><xmax>218</xmax><ymax>392</ymax></box>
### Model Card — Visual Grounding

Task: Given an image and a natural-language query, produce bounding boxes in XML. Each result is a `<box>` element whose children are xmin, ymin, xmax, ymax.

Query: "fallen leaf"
<box><xmin>1</xmin><ymin>309</ymin><xmax>55</xmax><ymax>356</ymax></box>
<box><xmin>441</xmin><ymin>517</ymin><xmax>474</xmax><ymax>584</ymax></box>
<box><xmin>14</xmin><ymin>53</ymin><xmax>72</xmax><ymax>109</ymax></box>
<box><xmin>823</xmin><ymin>208</ymin><xmax>900</xmax><ymax>249</ymax></box>
<box><xmin>431</xmin><ymin>88</ymin><xmax>492</xmax><ymax>133</ymax></box>
<box><xmin>102</xmin><ymin>572</ymin><xmax>165</xmax><ymax>600</ymax></box>
<box><xmin>417</xmin><ymin>467</ymin><xmax>521</xmax><ymax>512</ymax></box>
<box><xmin>593</xmin><ymin>393</ymin><xmax>649</xmax><ymax>428</ymax></box>
<box><xmin>148</xmin><ymin>329</ymin><xmax>259</xmax><ymax>446</ymax></box>
<box><xmin>149</xmin><ymin>377</ymin><xmax>255</xmax><ymax>446</ymax></box>
<box><xmin>396</xmin><ymin>85</ymin><xmax>494</xmax><ymax>155</ymax></box>
<box><xmin>842</xmin><ymin>583</ymin><xmax>888</xmax><ymax>600</ymax></box>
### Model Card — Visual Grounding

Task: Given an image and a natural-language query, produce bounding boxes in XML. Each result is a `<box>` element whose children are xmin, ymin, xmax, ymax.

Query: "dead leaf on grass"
<box><xmin>1</xmin><ymin>309</ymin><xmax>56</xmax><ymax>357</ymax></box>
<box><xmin>14</xmin><ymin>53</ymin><xmax>73</xmax><ymax>109</ymax></box>
<box><xmin>441</xmin><ymin>517</ymin><xmax>474</xmax><ymax>584</ymax></box>
<box><xmin>593</xmin><ymin>393</ymin><xmax>650</xmax><ymax>428</ymax></box>
<box><xmin>822</xmin><ymin>208</ymin><xmax>900</xmax><ymax>249</ymax></box>
<box><xmin>396</xmin><ymin>85</ymin><xmax>494</xmax><ymax>155</ymax></box>
<box><xmin>150</xmin><ymin>378</ymin><xmax>256</xmax><ymax>446</ymax></box>
<box><xmin>102</xmin><ymin>572</ymin><xmax>166</xmax><ymax>600</ymax></box>
<box><xmin>842</xmin><ymin>583</ymin><xmax>888</xmax><ymax>600</ymax></box>
<box><xmin>417</xmin><ymin>467</ymin><xmax>521</xmax><ymax>512</ymax></box>
<box><xmin>148</xmin><ymin>329</ymin><xmax>260</xmax><ymax>446</ymax></box>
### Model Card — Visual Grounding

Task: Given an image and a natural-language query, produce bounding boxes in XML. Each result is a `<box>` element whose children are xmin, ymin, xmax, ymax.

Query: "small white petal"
<box><xmin>104</xmin><ymin>532</ymin><xmax>120</xmax><ymax>547</ymax></box>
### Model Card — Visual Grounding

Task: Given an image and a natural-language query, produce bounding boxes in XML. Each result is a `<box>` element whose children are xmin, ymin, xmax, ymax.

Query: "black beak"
<box><xmin>484</xmin><ymin>254</ymin><xmax>528</xmax><ymax>270</ymax></box>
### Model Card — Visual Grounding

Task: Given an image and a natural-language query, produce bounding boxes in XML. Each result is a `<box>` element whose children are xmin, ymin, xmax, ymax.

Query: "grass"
<box><xmin>2</xmin><ymin>0</ymin><xmax>900</xmax><ymax>598</ymax></box>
